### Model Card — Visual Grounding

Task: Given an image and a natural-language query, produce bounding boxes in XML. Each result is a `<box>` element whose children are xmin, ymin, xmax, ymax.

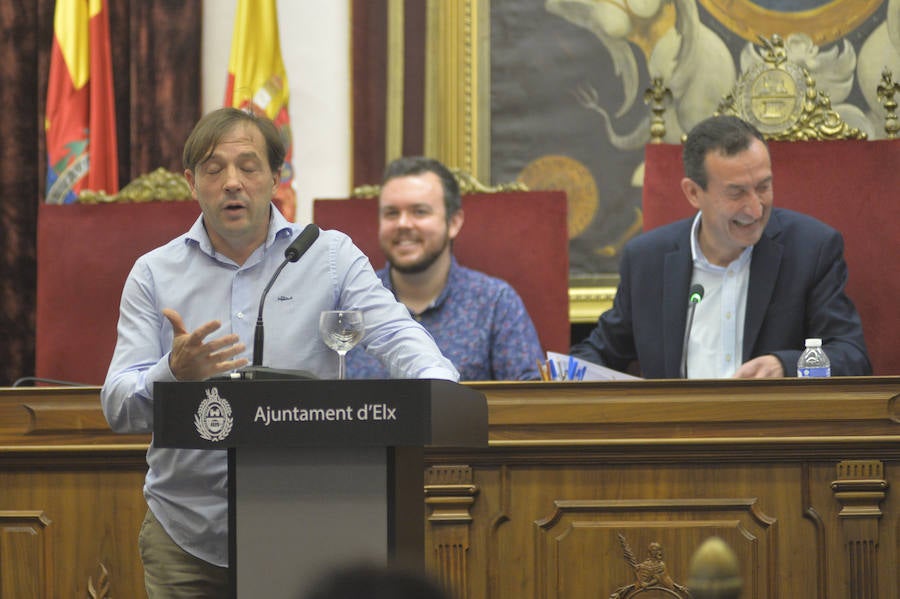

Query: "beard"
<box><xmin>386</xmin><ymin>235</ymin><xmax>451</xmax><ymax>275</ymax></box>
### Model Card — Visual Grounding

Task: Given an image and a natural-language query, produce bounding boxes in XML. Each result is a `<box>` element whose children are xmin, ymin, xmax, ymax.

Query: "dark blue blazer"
<box><xmin>572</xmin><ymin>208</ymin><xmax>871</xmax><ymax>377</ymax></box>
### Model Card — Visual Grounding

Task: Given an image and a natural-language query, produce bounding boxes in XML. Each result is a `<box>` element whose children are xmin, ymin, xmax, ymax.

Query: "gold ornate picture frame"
<box><xmin>409</xmin><ymin>3</ymin><xmax>891</xmax><ymax>326</ymax></box>
<box><xmin>410</xmin><ymin>0</ymin><xmax>616</xmax><ymax>324</ymax></box>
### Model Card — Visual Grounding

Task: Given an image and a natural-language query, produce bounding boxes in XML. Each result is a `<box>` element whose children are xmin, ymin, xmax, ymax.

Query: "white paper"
<box><xmin>546</xmin><ymin>351</ymin><xmax>642</xmax><ymax>381</ymax></box>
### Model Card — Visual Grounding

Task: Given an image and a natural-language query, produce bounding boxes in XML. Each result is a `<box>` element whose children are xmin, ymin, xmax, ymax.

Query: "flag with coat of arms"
<box><xmin>225</xmin><ymin>0</ymin><xmax>296</xmax><ymax>221</ymax></box>
<box><xmin>45</xmin><ymin>0</ymin><xmax>119</xmax><ymax>204</ymax></box>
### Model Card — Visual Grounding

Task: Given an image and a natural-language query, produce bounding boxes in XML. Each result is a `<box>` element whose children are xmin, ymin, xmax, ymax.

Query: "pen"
<box><xmin>535</xmin><ymin>359</ymin><xmax>549</xmax><ymax>381</ymax></box>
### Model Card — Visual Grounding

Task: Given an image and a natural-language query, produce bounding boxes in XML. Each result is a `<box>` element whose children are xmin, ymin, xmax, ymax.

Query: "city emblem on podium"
<box><xmin>194</xmin><ymin>387</ymin><xmax>234</xmax><ymax>442</ymax></box>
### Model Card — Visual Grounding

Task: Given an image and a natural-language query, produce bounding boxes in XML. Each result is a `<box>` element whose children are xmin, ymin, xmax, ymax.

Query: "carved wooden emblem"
<box><xmin>717</xmin><ymin>34</ymin><xmax>864</xmax><ymax>141</ymax></box>
<box><xmin>609</xmin><ymin>533</ymin><xmax>691</xmax><ymax>599</ymax></box>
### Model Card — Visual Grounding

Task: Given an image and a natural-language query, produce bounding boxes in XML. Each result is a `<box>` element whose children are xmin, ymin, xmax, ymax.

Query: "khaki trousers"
<box><xmin>138</xmin><ymin>509</ymin><xmax>230</xmax><ymax>598</ymax></box>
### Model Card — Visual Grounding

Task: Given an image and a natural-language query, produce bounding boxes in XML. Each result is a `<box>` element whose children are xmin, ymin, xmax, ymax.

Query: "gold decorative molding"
<box><xmin>349</xmin><ymin>183</ymin><xmax>381</xmax><ymax>199</ymax></box>
<box><xmin>716</xmin><ymin>34</ymin><xmax>866</xmax><ymax>141</ymax></box>
<box><xmin>424</xmin><ymin>1</ymin><xmax>609</xmax><ymax>326</ymax></box>
<box><xmin>424</xmin><ymin>0</ymin><xmax>490</xmax><ymax>181</ymax></box>
<box><xmin>350</xmin><ymin>169</ymin><xmax>526</xmax><ymax>199</ymax></box>
<box><xmin>569</xmin><ymin>284</ymin><xmax>616</xmax><ymax>324</ymax></box>
<box><xmin>877</xmin><ymin>68</ymin><xmax>900</xmax><ymax>139</ymax></box>
<box><xmin>77</xmin><ymin>168</ymin><xmax>192</xmax><ymax>204</ymax></box>
<box><xmin>450</xmin><ymin>168</ymin><xmax>527</xmax><ymax>195</ymax></box>
<box><xmin>385</xmin><ymin>0</ymin><xmax>405</xmax><ymax>162</ymax></box>
<box><xmin>645</xmin><ymin>77</ymin><xmax>673</xmax><ymax>144</ymax></box>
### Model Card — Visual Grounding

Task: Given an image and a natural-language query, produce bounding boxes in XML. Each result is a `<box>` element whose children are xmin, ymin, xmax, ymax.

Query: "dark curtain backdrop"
<box><xmin>0</xmin><ymin>0</ymin><xmax>200</xmax><ymax>386</ymax></box>
<box><xmin>351</xmin><ymin>0</ymin><xmax>387</xmax><ymax>185</ymax></box>
<box><xmin>351</xmin><ymin>0</ymin><xmax>425</xmax><ymax>186</ymax></box>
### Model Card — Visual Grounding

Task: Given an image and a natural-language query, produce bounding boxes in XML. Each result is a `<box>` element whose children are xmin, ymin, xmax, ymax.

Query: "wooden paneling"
<box><xmin>0</xmin><ymin>511</ymin><xmax>50</xmax><ymax>599</ymax></box>
<box><xmin>0</xmin><ymin>459</ymin><xmax>147</xmax><ymax>598</ymax></box>
<box><xmin>0</xmin><ymin>387</ymin><xmax>148</xmax><ymax>598</ymax></box>
<box><xmin>426</xmin><ymin>378</ymin><xmax>900</xmax><ymax>599</ymax></box>
<box><xmin>1</xmin><ymin>379</ymin><xmax>898</xmax><ymax>598</ymax></box>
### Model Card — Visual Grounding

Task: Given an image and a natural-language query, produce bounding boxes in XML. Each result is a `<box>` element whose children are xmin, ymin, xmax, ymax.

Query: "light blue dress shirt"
<box><xmin>101</xmin><ymin>206</ymin><xmax>457</xmax><ymax>566</ymax></box>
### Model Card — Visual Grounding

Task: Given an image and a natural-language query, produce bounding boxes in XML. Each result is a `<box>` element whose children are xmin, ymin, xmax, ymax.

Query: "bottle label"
<box><xmin>798</xmin><ymin>367</ymin><xmax>831</xmax><ymax>378</ymax></box>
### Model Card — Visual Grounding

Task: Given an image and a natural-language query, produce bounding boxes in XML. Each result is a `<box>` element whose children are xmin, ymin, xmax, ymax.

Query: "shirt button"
<box><xmin>725</xmin><ymin>354</ymin><xmax>732</xmax><ymax>362</ymax></box>
<box><xmin>236</xmin><ymin>312</ymin><xmax>245</xmax><ymax>319</ymax></box>
<box><xmin>725</xmin><ymin>312</ymin><xmax>732</xmax><ymax>320</ymax></box>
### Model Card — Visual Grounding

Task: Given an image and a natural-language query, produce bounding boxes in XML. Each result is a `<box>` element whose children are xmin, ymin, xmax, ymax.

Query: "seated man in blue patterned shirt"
<box><xmin>347</xmin><ymin>156</ymin><xmax>544</xmax><ymax>381</ymax></box>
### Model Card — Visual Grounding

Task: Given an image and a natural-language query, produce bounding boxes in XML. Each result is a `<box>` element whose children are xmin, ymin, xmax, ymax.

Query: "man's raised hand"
<box><xmin>163</xmin><ymin>308</ymin><xmax>249</xmax><ymax>380</ymax></box>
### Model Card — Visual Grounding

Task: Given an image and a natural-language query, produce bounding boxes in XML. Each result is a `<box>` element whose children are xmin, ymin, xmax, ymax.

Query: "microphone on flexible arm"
<box><xmin>233</xmin><ymin>223</ymin><xmax>320</xmax><ymax>380</ymax></box>
<box><xmin>679</xmin><ymin>284</ymin><xmax>705</xmax><ymax>379</ymax></box>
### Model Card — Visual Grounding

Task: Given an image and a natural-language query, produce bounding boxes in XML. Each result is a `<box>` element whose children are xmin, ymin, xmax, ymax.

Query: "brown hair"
<box><xmin>382</xmin><ymin>156</ymin><xmax>462</xmax><ymax>218</ymax></box>
<box><xmin>182</xmin><ymin>107</ymin><xmax>285</xmax><ymax>174</ymax></box>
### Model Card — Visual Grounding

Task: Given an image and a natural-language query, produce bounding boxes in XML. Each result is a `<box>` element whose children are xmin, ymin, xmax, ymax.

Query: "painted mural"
<box><xmin>490</xmin><ymin>0</ymin><xmax>898</xmax><ymax>280</ymax></box>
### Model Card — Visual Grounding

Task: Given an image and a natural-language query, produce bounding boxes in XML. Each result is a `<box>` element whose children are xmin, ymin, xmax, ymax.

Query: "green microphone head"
<box><xmin>689</xmin><ymin>284</ymin><xmax>705</xmax><ymax>304</ymax></box>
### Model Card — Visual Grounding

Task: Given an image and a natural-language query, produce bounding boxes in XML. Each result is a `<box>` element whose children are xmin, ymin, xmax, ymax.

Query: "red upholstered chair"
<box><xmin>642</xmin><ymin>139</ymin><xmax>900</xmax><ymax>375</ymax></box>
<box><xmin>35</xmin><ymin>202</ymin><xmax>201</xmax><ymax>385</ymax></box>
<box><xmin>313</xmin><ymin>191</ymin><xmax>570</xmax><ymax>352</ymax></box>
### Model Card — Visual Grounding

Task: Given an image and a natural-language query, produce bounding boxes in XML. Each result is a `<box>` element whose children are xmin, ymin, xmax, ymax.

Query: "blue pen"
<box><xmin>548</xmin><ymin>358</ymin><xmax>558</xmax><ymax>380</ymax></box>
<box><xmin>577</xmin><ymin>365</ymin><xmax>586</xmax><ymax>381</ymax></box>
<box><xmin>567</xmin><ymin>356</ymin><xmax>577</xmax><ymax>380</ymax></box>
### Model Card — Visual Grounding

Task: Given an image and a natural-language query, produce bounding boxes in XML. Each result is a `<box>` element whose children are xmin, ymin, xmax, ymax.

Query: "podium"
<box><xmin>154</xmin><ymin>379</ymin><xmax>487</xmax><ymax>598</ymax></box>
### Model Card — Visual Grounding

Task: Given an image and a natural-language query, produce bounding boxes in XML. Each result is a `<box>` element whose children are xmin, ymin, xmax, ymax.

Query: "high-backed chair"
<box><xmin>35</xmin><ymin>201</ymin><xmax>201</xmax><ymax>385</ymax></box>
<box><xmin>643</xmin><ymin>140</ymin><xmax>900</xmax><ymax>375</ymax></box>
<box><xmin>641</xmin><ymin>36</ymin><xmax>900</xmax><ymax>375</ymax></box>
<box><xmin>313</xmin><ymin>191</ymin><xmax>570</xmax><ymax>353</ymax></box>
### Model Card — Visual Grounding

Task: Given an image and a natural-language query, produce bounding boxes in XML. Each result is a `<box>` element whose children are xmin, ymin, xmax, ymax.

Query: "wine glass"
<box><xmin>319</xmin><ymin>310</ymin><xmax>365</xmax><ymax>379</ymax></box>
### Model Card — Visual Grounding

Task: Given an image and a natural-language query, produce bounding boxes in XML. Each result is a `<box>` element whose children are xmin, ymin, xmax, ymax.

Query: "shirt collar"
<box><xmin>429</xmin><ymin>255</ymin><xmax>459</xmax><ymax>310</ymax></box>
<box><xmin>690</xmin><ymin>211</ymin><xmax>753</xmax><ymax>271</ymax></box>
<box><xmin>185</xmin><ymin>203</ymin><xmax>294</xmax><ymax>260</ymax></box>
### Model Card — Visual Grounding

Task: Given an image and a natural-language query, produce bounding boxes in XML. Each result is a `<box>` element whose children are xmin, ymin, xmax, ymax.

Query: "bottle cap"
<box><xmin>804</xmin><ymin>338</ymin><xmax>822</xmax><ymax>347</ymax></box>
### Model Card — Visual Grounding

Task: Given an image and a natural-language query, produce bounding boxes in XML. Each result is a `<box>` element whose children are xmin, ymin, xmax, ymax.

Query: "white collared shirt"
<box><xmin>685</xmin><ymin>212</ymin><xmax>752</xmax><ymax>378</ymax></box>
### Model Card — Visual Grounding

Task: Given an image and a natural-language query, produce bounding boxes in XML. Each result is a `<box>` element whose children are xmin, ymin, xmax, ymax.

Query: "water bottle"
<box><xmin>797</xmin><ymin>338</ymin><xmax>831</xmax><ymax>377</ymax></box>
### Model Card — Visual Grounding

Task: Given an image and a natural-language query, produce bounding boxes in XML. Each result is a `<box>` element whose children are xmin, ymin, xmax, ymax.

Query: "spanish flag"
<box><xmin>45</xmin><ymin>0</ymin><xmax>119</xmax><ymax>204</ymax></box>
<box><xmin>225</xmin><ymin>0</ymin><xmax>296</xmax><ymax>221</ymax></box>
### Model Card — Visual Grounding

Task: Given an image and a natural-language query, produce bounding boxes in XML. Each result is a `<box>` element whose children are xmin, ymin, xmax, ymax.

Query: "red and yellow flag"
<box><xmin>45</xmin><ymin>0</ymin><xmax>119</xmax><ymax>204</ymax></box>
<box><xmin>225</xmin><ymin>0</ymin><xmax>295</xmax><ymax>221</ymax></box>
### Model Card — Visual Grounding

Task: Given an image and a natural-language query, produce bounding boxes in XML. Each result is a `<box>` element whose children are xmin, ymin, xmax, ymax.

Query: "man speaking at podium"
<box><xmin>101</xmin><ymin>108</ymin><xmax>458</xmax><ymax>598</ymax></box>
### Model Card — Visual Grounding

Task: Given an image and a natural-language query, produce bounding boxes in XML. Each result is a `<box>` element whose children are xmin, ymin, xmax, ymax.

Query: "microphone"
<box><xmin>251</xmin><ymin>224</ymin><xmax>320</xmax><ymax>368</ymax></box>
<box><xmin>679</xmin><ymin>284</ymin><xmax>705</xmax><ymax>379</ymax></box>
<box><xmin>284</xmin><ymin>224</ymin><xmax>321</xmax><ymax>263</ymax></box>
<box><xmin>12</xmin><ymin>376</ymin><xmax>92</xmax><ymax>387</ymax></box>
